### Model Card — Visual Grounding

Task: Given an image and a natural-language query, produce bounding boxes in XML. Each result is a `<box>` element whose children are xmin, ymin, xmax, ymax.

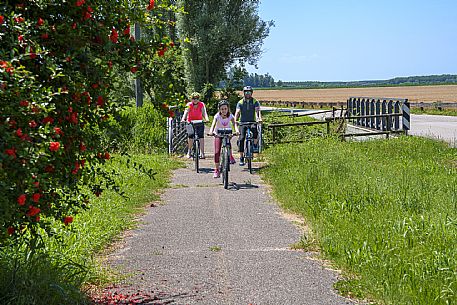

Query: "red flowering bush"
<box><xmin>0</xmin><ymin>1</ymin><xmax>177</xmax><ymax>246</ymax></box>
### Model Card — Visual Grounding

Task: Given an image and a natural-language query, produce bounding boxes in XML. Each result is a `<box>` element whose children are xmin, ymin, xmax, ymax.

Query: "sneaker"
<box><xmin>239</xmin><ymin>157</ymin><xmax>245</xmax><ymax>166</ymax></box>
<box><xmin>186</xmin><ymin>153</ymin><xmax>192</xmax><ymax>159</ymax></box>
<box><xmin>200</xmin><ymin>154</ymin><xmax>205</xmax><ymax>159</ymax></box>
<box><xmin>213</xmin><ymin>169</ymin><xmax>220</xmax><ymax>178</ymax></box>
<box><xmin>230</xmin><ymin>155</ymin><xmax>236</xmax><ymax>164</ymax></box>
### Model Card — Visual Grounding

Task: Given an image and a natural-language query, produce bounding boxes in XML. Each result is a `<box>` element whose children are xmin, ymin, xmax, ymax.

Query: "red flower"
<box><xmin>147</xmin><ymin>0</ymin><xmax>155</xmax><ymax>10</ymax></box>
<box><xmin>97</xmin><ymin>96</ymin><xmax>104</xmax><ymax>107</ymax></box>
<box><xmin>91</xmin><ymin>83</ymin><xmax>99</xmax><ymax>89</ymax></box>
<box><xmin>72</xmin><ymin>22</ymin><xmax>77</xmax><ymax>29</ymax></box>
<box><xmin>32</xmin><ymin>193</ymin><xmax>41</xmax><ymax>203</ymax></box>
<box><xmin>42</xmin><ymin>116</ymin><xmax>54</xmax><ymax>124</ymax></box>
<box><xmin>54</xmin><ymin>127</ymin><xmax>63</xmax><ymax>135</ymax></box>
<box><xmin>33</xmin><ymin>181</ymin><xmax>40</xmax><ymax>188</ymax></box>
<box><xmin>49</xmin><ymin>142</ymin><xmax>60</xmax><ymax>152</ymax></box>
<box><xmin>79</xmin><ymin>143</ymin><xmax>87</xmax><ymax>152</ymax></box>
<box><xmin>76</xmin><ymin>0</ymin><xmax>85</xmax><ymax>6</ymax></box>
<box><xmin>16</xmin><ymin>128</ymin><xmax>23</xmax><ymax>137</ymax></box>
<box><xmin>18</xmin><ymin>35</ymin><xmax>24</xmax><ymax>42</ymax></box>
<box><xmin>107</xmin><ymin>60</ymin><xmax>113</xmax><ymax>69</ymax></box>
<box><xmin>14</xmin><ymin>17</ymin><xmax>25</xmax><ymax>23</ymax></box>
<box><xmin>64</xmin><ymin>216</ymin><xmax>73</xmax><ymax>225</ymax></box>
<box><xmin>27</xmin><ymin>206</ymin><xmax>41</xmax><ymax>217</ymax></box>
<box><xmin>69</xmin><ymin>112</ymin><xmax>78</xmax><ymax>124</ymax></box>
<box><xmin>157</xmin><ymin>49</ymin><xmax>166</xmax><ymax>57</ymax></box>
<box><xmin>161</xmin><ymin>103</ymin><xmax>168</xmax><ymax>109</ymax></box>
<box><xmin>80</xmin><ymin>159</ymin><xmax>86</xmax><ymax>167</ymax></box>
<box><xmin>7</xmin><ymin>227</ymin><xmax>15</xmax><ymax>235</ymax></box>
<box><xmin>5</xmin><ymin>148</ymin><xmax>17</xmax><ymax>158</ymax></box>
<box><xmin>30</xmin><ymin>53</ymin><xmax>37</xmax><ymax>59</ymax></box>
<box><xmin>41</xmin><ymin>33</ymin><xmax>49</xmax><ymax>39</ymax></box>
<box><xmin>123</xmin><ymin>26</ymin><xmax>130</xmax><ymax>36</ymax></box>
<box><xmin>104</xmin><ymin>152</ymin><xmax>110</xmax><ymax>160</ymax></box>
<box><xmin>17</xmin><ymin>194</ymin><xmax>26</xmax><ymax>206</ymax></box>
<box><xmin>109</xmin><ymin>28</ymin><xmax>118</xmax><ymax>43</ymax></box>
<box><xmin>0</xmin><ymin>15</ymin><xmax>4</xmax><ymax>24</ymax></box>
<box><xmin>19</xmin><ymin>100</ymin><xmax>29</xmax><ymax>107</ymax></box>
<box><xmin>29</xmin><ymin>120</ymin><xmax>38</xmax><ymax>128</ymax></box>
<box><xmin>37</xmin><ymin>18</ymin><xmax>44</xmax><ymax>26</ymax></box>
<box><xmin>168</xmin><ymin>110</ymin><xmax>175</xmax><ymax>118</ymax></box>
<box><xmin>83</xmin><ymin>10</ymin><xmax>92</xmax><ymax>20</ymax></box>
<box><xmin>44</xmin><ymin>165</ymin><xmax>55</xmax><ymax>173</ymax></box>
<box><xmin>72</xmin><ymin>162</ymin><xmax>80</xmax><ymax>174</ymax></box>
<box><xmin>130</xmin><ymin>66</ymin><xmax>138</xmax><ymax>73</ymax></box>
<box><xmin>169</xmin><ymin>42</ymin><xmax>175</xmax><ymax>48</ymax></box>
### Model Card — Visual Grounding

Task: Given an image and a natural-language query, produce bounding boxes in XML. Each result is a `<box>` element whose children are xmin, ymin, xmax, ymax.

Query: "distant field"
<box><xmin>253</xmin><ymin>85</ymin><xmax>457</xmax><ymax>103</ymax></box>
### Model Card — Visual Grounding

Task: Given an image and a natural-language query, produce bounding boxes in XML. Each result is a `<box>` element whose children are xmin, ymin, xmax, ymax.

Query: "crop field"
<box><xmin>254</xmin><ymin>85</ymin><xmax>457</xmax><ymax>104</ymax></box>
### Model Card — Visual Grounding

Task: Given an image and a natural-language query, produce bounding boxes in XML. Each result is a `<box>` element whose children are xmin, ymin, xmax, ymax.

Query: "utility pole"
<box><xmin>134</xmin><ymin>22</ymin><xmax>143</xmax><ymax>107</ymax></box>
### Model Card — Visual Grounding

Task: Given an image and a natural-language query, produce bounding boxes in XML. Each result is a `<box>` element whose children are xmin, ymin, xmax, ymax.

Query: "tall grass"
<box><xmin>263</xmin><ymin>136</ymin><xmax>457</xmax><ymax>304</ymax></box>
<box><xmin>0</xmin><ymin>154</ymin><xmax>181</xmax><ymax>305</ymax></box>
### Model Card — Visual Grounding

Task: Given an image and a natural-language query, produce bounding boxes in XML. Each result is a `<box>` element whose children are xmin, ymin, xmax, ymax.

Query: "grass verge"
<box><xmin>262</xmin><ymin>136</ymin><xmax>457</xmax><ymax>304</ymax></box>
<box><xmin>0</xmin><ymin>153</ymin><xmax>181</xmax><ymax>305</ymax></box>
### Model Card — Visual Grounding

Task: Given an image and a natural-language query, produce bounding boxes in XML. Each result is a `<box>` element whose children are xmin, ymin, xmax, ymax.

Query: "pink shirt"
<box><xmin>214</xmin><ymin>113</ymin><xmax>234</xmax><ymax>129</ymax></box>
<box><xmin>186</xmin><ymin>101</ymin><xmax>205</xmax><ymax>122</ymax></box>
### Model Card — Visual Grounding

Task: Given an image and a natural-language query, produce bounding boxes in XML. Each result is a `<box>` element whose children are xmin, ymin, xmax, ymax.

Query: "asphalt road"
<box><xmin>99</xmin><ymin>133</ymin><xmax>357</xmax><ymax>305</ymax></box>
<box><xmin>408</xmin><ymin>114</ymin><xmax>457</xmax><ymax>147</ymax></box>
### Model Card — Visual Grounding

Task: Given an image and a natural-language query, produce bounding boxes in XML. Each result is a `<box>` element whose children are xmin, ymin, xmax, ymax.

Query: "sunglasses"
<box><xmin>244</xmin><ymin>91</ymin><xmax>252</xmax><ymax>95</ymax></box>
<box><xmin>191</xmin><ymin>97</ymin><xmax>199</xmax><ymax>100</ymax></box>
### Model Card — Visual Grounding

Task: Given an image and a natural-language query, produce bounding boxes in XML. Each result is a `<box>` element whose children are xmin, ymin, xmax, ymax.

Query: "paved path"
<box><xmin>100</xmin><ymin>134</ymin><xmax>356</xmax><ymax>304</ymax></box>
<box><xmin>408</xmin><ymin>114</ymin><xmax>457</xmax><ymax>147</ymax></box>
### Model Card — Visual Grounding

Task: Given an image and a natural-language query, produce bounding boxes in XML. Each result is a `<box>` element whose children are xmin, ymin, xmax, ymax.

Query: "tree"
<box><xmin>0</xmin><ymin>0</ymin><xmax>179</xmax><ymax>247</ymax></box>
<box><xmin>176</xmin><ymin>0</ymin><xmax>273</xmax><ymax>92</ymax></box>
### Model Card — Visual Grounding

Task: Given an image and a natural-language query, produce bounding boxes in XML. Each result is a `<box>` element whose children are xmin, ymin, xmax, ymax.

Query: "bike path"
<box><xmin>99</xmin><ymin>135</ymin><xmax>357</xmax><ymax>304</ymax></box>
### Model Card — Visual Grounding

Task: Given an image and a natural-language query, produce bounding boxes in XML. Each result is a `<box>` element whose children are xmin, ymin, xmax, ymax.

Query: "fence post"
<box><xmin>402</xmin><ymin>99</ymin><xmax>410</xmax><ymax>135</ymax></box>
<box><xmin>167</xmin><ymin>117</ymin><xmax>173</xmax><ymax>154</ymax></box>
<box><xmin>272</xmin><ymin>126</ymin><xmax>277</xmax><ymax>144</ymax></box>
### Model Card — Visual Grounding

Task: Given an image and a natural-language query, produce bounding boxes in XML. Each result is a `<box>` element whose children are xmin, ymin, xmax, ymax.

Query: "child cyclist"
<box><xmin>208</xmin><ymin>100</ymin><xmax>239</xmax><ymax>178</ymax></box>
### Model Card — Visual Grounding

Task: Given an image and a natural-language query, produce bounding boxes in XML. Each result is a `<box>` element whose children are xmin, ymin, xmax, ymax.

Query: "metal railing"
<box><xmin>346</xmin><ymin>97</ymin><xmax>410</xmax><ymax>134</ymax></box>
<box><xmin>167</xmin><ymin>109</ymin><xmax>187</xmax><ymax>154</ymax></box>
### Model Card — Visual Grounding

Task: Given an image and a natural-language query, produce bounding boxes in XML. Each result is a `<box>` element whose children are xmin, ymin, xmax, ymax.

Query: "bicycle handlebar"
<box><xmin>237</xmin><ymin>121</ymin><xmax>261</xmax><ymax>126</ymax></box>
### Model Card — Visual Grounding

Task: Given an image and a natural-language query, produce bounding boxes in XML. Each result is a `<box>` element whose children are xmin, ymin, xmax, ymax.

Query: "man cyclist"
<box><xmin>234</xmin><ymin>86</ymin><xmax>262</xmax><ymax>166</ymax></box>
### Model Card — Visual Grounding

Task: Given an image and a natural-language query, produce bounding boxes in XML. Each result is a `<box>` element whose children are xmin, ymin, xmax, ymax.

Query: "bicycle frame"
<box><xmin>238</xmin><ymin>122</ymin><xmax>258</xmax><ymax>174</ymax></box>
<box><xmin>189</xmin><ymin>120</ymin><xmax>203</xmax><ymax>173</ymax></box>
<box><xmin>216</xmin><ymin>128</ymin><xmax>233</xmax><ymax>189</ymax></box>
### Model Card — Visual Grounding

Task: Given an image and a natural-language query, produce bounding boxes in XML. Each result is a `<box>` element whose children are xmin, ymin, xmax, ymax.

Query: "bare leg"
<box><xmin>187</xmin><ymin>138</ymin><xmax>193</xmax><ymax>157</ymax></box>
<box><xmin>200</xmin><ymin>138</ymin><xmax>205</xmax><ymax>158</ymax></box>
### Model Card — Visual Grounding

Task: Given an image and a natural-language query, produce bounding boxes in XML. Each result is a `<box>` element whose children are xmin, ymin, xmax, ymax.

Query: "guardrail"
<box><xmin>167</xmin><ymin>109</ymin><xmax>187</xmax><ymax>154</ymax></box>
<box><xmin>346</xmin><ymin>97</ymin><xmax>410</xmax><ymax>134</ymax></box>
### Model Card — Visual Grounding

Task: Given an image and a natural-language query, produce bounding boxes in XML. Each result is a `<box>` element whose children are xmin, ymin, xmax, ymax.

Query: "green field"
<box><xmin>262</xmin><ymin>136</ymin><xmax>457</xmax><ymax>304</ymax></box>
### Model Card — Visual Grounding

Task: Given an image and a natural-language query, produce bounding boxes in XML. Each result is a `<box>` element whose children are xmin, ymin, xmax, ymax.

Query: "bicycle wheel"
<box><xmin>246</xmin><ymin>139</ymin><xmax>252</xmax><ymax>174</ymax></box>
<box><xmin>194</xmin><ymin>138</ymin><xmax>200</xmax><ymax>173</ymax></box>
<box><xmin>223</xmin><ymin>146</ymin><xmax>230</xmax><ymax>189</ymax></box>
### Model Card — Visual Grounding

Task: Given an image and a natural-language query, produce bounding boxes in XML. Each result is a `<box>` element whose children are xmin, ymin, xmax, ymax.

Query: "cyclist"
<box><xmin>234</xmin><ymin>86</ymin><xmax>262</xmax><ymax>166</ymax></box>
<box><xmin>208</xmin><ymin>100</ymin><xmax>239</xmax><ymax>178</ymax></box>
<box><xmin>181</xmin><ymin>92</ymin><xmax>209</xmax><ymax>159</ymax></box>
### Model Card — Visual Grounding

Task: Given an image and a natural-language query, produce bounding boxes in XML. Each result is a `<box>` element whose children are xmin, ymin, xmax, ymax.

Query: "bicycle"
<box><xmin>187</xmin><ymin>119</ymin><xmax>204</xmax><ymax>173</ymax></box>
<box><xmin>238</xmin><ymin>121</ymin><xmax>260</xmax><ymax>174</ymax></box>
<box><xmin>213</xmin><ymin>128</ymin><xmax>234</xmax><ymax>189</ymax></box>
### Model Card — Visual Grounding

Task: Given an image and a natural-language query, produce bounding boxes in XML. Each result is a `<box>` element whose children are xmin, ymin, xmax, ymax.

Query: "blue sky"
<box><xmin>247</xmin><ymin>0</ymin><xmax>457</xmax><ymax>82</ymax></box>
